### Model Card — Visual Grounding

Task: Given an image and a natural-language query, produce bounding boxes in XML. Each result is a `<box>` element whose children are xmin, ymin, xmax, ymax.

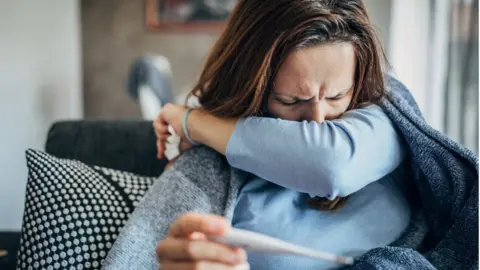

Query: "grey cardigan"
<box><xmin>103</xmin><ymin>76</ymin><xmax>478</xmax><ymax>270</ymax></box>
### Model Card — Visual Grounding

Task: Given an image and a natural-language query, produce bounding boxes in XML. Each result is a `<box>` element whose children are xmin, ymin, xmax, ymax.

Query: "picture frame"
<box><xmin>145</xmin><ymin>0</ymin><xmax>237</xmax><ymax>32</ymax></box>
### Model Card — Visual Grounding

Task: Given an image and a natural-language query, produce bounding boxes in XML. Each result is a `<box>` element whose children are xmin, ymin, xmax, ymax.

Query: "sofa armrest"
<box><xmin>45</xmin><ymin>120</ymin><xmax>167</xmax><ymax>176</ymax></box>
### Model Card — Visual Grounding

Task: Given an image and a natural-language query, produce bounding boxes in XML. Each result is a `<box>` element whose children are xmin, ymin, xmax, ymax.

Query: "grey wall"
<box><xmin>82</xmin><ymin>0</ymin><xmax>392</xmax><ymax>119</ymax></box>
<box><xmin>363</xmin><ymin>0</ymin><xmax>392</xmax><ymax>57</ymax></box>
<box><xmin>0</xmin><ymin>0</ymin><xmax>82</xmax><ymax>230</ymax></box>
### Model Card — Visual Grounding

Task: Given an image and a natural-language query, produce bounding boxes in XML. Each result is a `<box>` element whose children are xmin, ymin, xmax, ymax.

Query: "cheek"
<box><xmin>339</xmin><ymin>97</ymin><xmax>352</xmax><ymax>112</ymax></box>
<box><xmin>343</xmin><ymin>91</ymin><xmax>354</xmax><ymax>109</ymax></box>
<box><xmin>329</xmin><ymin>97</ymin><xmax>352</xmax><ymax>119</ymax></box>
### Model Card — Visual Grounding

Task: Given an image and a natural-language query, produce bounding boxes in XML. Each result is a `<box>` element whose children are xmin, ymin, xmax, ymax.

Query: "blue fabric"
<box><xmin>232</xmin><ymin>164</ymin><xmax>411</xmax><ymax>270</ymax></box>
<box><xmin>226</xmin><ymin>105</ymin><xmax>406</xmax><ymax>199</ymax></box>
<box><xmin>348</xmin><ymin>76</ymin><xmax>479</xmax><ymax>270</ymax></box>
<box><xmin>126</xmin><ymin>54</ymin><xmax>173</xmax><ymax>105</ymax></box>
<box><xmin>228</xmin><ymin>75</ymin><xmax>478</xmax><ymax>269</ymax></box>
<box><xmin>100</xmin><ymin>75</ymin><xmax>478</xmax><ymax>270</ymax></box>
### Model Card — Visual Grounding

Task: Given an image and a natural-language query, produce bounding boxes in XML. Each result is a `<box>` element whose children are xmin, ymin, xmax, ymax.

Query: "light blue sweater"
<box><xmin>226</xmin><ymin>105</ymin><xmax>411</xmax><ymax>269</ymax></box>
<box><xmin>226</xmin><ymin>105</ymin><xmax>406</xmax><ymax>198</ymax></box>
<box><xmin>103</xmin><ymin>75</ymin><xmax>478</xmax><ymax>270</ymax></box>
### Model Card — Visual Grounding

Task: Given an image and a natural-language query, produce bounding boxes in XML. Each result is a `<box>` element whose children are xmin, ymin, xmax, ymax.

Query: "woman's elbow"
<box><xmin>320</xmin><ymin>169</ymin><xmax>355</xmax><ymax>199</ymax></box>
<box><xmin>319</xmin><ymin>160</ymin><xmax>379</xmax><ymax>198</ymax></box>
<box><xmin>310</xmin><ymin>156</ymin><xmax>354</xmax><ymax>198</ymax></box>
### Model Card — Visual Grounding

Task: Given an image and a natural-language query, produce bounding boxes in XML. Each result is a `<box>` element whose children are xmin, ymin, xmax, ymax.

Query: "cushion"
<box><xmin>45</xmin><ymin>121</ymin><xmax>167</xmax><ymax>176</ymax></box>
<box><xmin>17</xmin><ymin>149</ymin><xmax>157</xmax><ymax>269</ymax></box>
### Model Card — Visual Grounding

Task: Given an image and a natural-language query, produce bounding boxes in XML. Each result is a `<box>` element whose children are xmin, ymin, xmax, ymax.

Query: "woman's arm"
<box><xmin>187</xmin><ymin>105</ymin><xmax>405</xmax><ymax>198</ymax></box>
<box><xmin>187</xmin><ymin>109</ymin><xmax>237</xmax><ymax>155</ymax></box>
<box><xmin>156</xmin><ymin>104</ymin><xmax>405</xmax><ymax>198</ymax></box>
<box><xmin>102</xmin><ymin>147</ymin><xmax>244</xmax><ymax>269</ymax></box>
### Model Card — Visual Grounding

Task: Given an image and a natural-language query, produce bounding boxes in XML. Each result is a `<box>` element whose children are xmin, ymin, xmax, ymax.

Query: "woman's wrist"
<box><xmin>182</xmin><ymin>108</ymin><xmax>199</xmax><ymax>145</ymax></box>
<box><xmin>186</xmin><ymin>109</ymin><xmax>205</xmax><ymax>144</ymax></box>
<box><xmin>187</xmin><ymin>109</ymin><xmax>238</xmax><ymax>155</ymax></box>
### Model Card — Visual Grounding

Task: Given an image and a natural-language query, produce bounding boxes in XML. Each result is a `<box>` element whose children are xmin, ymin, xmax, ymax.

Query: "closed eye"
<box><xmin>277</xmin><ymin>98</ymin><xmax>300</xmax><ymax>105</ymax></box>
<box><xmin>326</xmin><ymin>87</ymin><xmax>352</xmax><ymax>101</ymax></box>
<box><xmin>274</xmin><ymin>93</ymin><xmax>313</xmax><ymax>105</ymax></box>
<box><xmin>326</xmin><ymin>95</ymin><xmax>344</xmax><ymax>101</ymax></box>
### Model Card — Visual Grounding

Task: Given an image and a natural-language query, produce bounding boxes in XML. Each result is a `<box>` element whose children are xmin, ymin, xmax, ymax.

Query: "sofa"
<box><xmin>16</xmin><ymin>121</ymin><xmax>168</xmax><ymax>269</ymax></box>
<box><xmin>44</xmin><ymin>121</ymin><xmax>167</xmax><ymax>176</ymax></box>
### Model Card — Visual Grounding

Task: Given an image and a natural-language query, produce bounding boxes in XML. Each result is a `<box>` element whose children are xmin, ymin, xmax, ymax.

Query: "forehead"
<box><xmin>274</xmin><ymin>43</ymin><xmax>356</xmax><ymax>96</ymax></box>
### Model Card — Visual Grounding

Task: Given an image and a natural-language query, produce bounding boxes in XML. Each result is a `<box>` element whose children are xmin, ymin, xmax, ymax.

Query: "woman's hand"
<box><xmin>156</xmin><ymin>213</ymin><xmax>247</xmax><ymax>270</ymax></box>
<box><xmin>153</xmin><ymin>103</ymin><xmax>238</xmax><ymax>159</ymax></box>
<box><xmin>153</xmin><ymin>103</ymin><xmax>192</xmax><ymax>159</ymax></box>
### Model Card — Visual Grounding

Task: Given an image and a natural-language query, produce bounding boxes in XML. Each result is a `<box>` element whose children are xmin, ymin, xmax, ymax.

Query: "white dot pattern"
<box><xmin>17</xmin><ymin>150</ymin><xmax>156</xmax><ymax>269</ymax></box>
<box><xmin>95</xmin><ymin>167</ymin><xmax>154</xmax><ymax>207</ymax></box>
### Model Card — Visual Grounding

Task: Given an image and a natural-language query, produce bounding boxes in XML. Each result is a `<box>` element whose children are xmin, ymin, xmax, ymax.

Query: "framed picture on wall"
<box><xmin>146</xmin><ymin>0</ymin><xmax>237</xmax><ymax>31</ymax></box>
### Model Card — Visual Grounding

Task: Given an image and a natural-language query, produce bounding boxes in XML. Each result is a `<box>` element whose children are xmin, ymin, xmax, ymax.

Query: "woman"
<box><xmin>154</xmin><ymin>0</ymin><xmax>406</xmax><ymax>204</ymax></box>
<box><xmin>159</xmin><ymin>0</ymin><xmax>410</xmax><ymax>268</ymax></box>
<box><xmin>102</xmin><ymin>0</ymin><xmax>478</xmax><ymax>269</ymax></box>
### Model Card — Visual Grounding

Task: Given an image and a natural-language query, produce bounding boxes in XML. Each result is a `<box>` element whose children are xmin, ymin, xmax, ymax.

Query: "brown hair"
<box><xmin>189</xmin><ymin>0</ymin><xmax>388</xmax><ymax>210</ymax></box>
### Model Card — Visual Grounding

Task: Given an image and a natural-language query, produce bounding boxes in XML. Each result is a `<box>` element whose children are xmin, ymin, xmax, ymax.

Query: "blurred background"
<box><xmin>0</xmin><ymin>0</ymin><xmax>478</xmax><ymax>266</ymax></box>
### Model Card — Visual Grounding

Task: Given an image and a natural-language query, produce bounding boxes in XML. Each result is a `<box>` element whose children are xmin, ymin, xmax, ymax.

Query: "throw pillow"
<box><xmin>17</xmin><ymin>149</ymin><xmax>157</xmax><ymax>270</ymax></box>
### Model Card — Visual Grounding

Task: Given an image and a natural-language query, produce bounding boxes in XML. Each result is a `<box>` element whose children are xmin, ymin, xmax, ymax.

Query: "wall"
<box><xmin>364</xmin><ymin>0</ymin><xmax>392</xmax><ymax>57</ymax></box>
<box><xmin>388</xmin><ymin>0</ymin><xmax>450</xmax><ymax>132</ymax></box>
<box><xmin>0</xmin><ymin>0</ymin><xmax>82</xmax><ymax>231</ymax></box>
<box><xmin>389</xmin><ymin>0</ymin><xmax>431</xmax><ymax>118</ymax></box>
<box><xmin>82</xmin><ymin>0</ymin><xmax>392</xmax><ymax>119</ymax></box>
<box><xmin>82</xmin><ymin>0</ymin><xmax>218</xmax><ymax>119</ymax></box>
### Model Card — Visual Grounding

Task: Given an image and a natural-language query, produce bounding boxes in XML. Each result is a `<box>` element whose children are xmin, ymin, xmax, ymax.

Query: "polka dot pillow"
<box><xmin>17</xmin><ymin>149</ymin><xmax>157</xmax><ymax>270</ymax></box>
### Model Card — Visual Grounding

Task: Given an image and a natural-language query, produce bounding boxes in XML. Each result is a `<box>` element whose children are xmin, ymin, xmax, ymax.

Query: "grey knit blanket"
<box><xmin>103</xmin><ymin>76</ymin><xmax>478</xmax><ymax>270</ymax></box>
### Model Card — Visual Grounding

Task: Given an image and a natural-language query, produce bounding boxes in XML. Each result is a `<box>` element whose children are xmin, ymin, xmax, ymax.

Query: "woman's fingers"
<box><xmin>157</xmin><ymin>214</ymin><xmax>247</xmax><ymax>270</ymax></box>
<box><xmin>160</xmin><ymin>261</ymin><xmax>238</xmax><ymax>270</ymax></box>
<box><xmin>156</xmin><ymin>238</ymin><xmax>246</xmax><ymax>265</ymax></box>
<box><xmin>153</xmin><ymin>117</ymin><xmax>168</xmax><ymax>131</ymax></box>
<box><xmin>153</xmin><ymin>124</ymin><xmax>169</xmax><ymax>138</ymax></box>
<box><xmin>168</xmin><ymin>213</ymin><xmax>230</xmax><ymax>238</ymax></box>
<box><xmin>153</xmin><ymin>116</ymin><xmax>169</xmax><ymax>135</ymax></box>
<box><xmin>157</xmin><ymin>133</ymin><xmax>170</xmax><ymax>141</ymax></box>
<box><xmin>155</xmin><ymin>108</ymin><xmax>192</xmax><ymax>159</ymax></box>
<box><xmin>157</xmin><ymin>140</ymin><xmax>165</xmax><ymax>159</ymax></box>
<box><xmin>188</xmin><ymin>232</ymin><xmax>207</xmax><ymax>241</ymax></box>
<box><xmin>158</xmin><ymin>136</ymin><xmax>189</xmax><ymax>160</ymax></box>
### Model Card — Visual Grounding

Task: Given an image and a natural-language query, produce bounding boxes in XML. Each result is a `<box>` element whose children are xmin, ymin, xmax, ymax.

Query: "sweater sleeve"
<box><xmin>226</xmin><ymin>105</ymin><xmax>406</xmax><ymax>198</ymax></box>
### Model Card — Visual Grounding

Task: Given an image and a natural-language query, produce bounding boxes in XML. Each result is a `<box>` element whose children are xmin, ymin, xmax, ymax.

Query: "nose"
<box><xmin>308</xmin><ymin>101</ymin><xmax>326</xmax><ymax>123</ymax></box>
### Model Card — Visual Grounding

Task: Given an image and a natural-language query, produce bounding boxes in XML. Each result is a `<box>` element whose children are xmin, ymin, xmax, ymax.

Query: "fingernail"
<box><xmin>235</xmin><ymin>248</ymin><xmax>247</xmax><ymax>262</ymax></box>
<box><xmin>230</xmin><ymin>249</ymin><xmax>247</xmax><ymax>264</ymax></box>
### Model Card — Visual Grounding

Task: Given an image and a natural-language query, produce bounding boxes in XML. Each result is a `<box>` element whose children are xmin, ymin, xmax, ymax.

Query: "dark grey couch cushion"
<box><xmin>45</xmin><ymin>121</ymin><xmax>167</xmax><ymax>176</ymax></box>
